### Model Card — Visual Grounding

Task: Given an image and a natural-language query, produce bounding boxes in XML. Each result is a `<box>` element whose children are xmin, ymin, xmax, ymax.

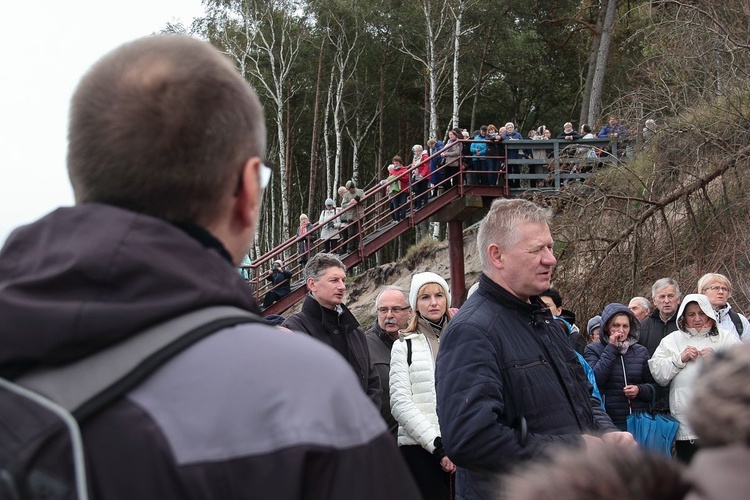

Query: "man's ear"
<box><xmin>234</xmin><ymin>157</ymin><xmax>262</xmax><ymax>228</ymax></box>
<box><xmin>306</xmin><ymin>277</ymin><xmax>316</xmax><ymax>294</ymax></box>
<box><xmin>487</xmin><ymin>243</ymin><xmax>504</xmax><ymax>271</ymax></box>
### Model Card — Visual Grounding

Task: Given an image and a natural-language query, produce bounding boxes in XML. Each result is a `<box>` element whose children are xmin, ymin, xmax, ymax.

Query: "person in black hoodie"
<box><xmin>0</xmin><ymin>35</ymin><xmax>418</xmax><ymax>500</ymax></box>
<box><xmin>262</xmin><ymin>259</ymin><xmax>293</xmax><ymax>308</ymax></box>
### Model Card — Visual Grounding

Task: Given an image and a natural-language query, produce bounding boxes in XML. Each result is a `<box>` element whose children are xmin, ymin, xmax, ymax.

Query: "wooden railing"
<box><xmin>242</xmin><ymin>136</ymin><xmax>627</xmax><ymax>314</ymax></box>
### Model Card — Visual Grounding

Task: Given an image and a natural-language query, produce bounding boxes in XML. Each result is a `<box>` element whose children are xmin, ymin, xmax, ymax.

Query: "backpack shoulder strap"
<box><xmin>406</xmin><ymin>338</ymin><xmax>413</xmax><ymax>366</ymax></box>
<box><xmin>16</xmin><ymin>306</ymin><xmax>262</xmax><ymax>422</ymax></box>
<box><xmin>728</xmin><ymin>309</ymin><xmax>744</xmax><ymax>336</ymax></box>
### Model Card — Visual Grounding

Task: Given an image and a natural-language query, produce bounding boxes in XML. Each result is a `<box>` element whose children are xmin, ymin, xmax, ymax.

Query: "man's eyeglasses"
<box><xmin>377</xmin><ymin>306</ymin><xmax>411</xmax><ymax>314</ymax></box>
<box><xmin>703</xmin><ymin>285</ymin><xmax>730</xmax><ymax>293</ymax></box>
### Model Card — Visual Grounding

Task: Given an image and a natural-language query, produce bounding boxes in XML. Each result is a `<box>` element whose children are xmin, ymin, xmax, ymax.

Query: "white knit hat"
<box><xmin>409</xmin><ymin>272</ymin><xmax>451</xmax><ymax>311</ymax></box>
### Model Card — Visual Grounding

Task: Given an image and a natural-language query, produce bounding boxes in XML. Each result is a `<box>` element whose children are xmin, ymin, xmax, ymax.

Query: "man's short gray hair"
<box><xmin>477</xmin><ymin>198</ymin><xmax>552</xmax><ymax>271</ymax></box>
<box><xmin>629</xmin><ymin>296</ymin><xmax>651</xmax><ymax>310</ymax></box>
<box><xmin>304</xmin><ymin>253</ymin><xmax>346</xmax><ymax>281</ymax></box>
<box><xmin>374</xmin><ymin>286</ymin><xmax>409</xmax><ymax>311</ymax></box>
<box><xmin>651</xmin><ymin>278</ymin><xmax>681</xmax><ymax>299</ymax></box>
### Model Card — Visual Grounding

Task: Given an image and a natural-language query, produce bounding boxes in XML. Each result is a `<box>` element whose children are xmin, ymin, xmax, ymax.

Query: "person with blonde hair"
<box><xmin>391</xmin><ymin>272</ymin><xmax>456</xmax><ymax>499</ymax></box>
<box><xmin>697</xmin><ymin>272</ymin><xmax>749</xmax><ymax>341</ymax></box>
<box><xmin>436</xmin><ymin>198</ymin><xmax>631</xmax><ymax>499</ymax></box>
<box><xmin>411</xmin><ymin>145</ymin><xmax>430</xmax><ymax>208</ymax></box>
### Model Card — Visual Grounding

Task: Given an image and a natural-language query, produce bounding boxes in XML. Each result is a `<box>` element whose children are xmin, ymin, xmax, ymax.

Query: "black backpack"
<box><xmin>728</xmin><ymin>309</ymin><xmax>744</xmax><ymax>336</ymax></box>
<box><xmin>0</xmin><ymin>306</ymin><xmax>261</xmax><ymax>500</ymax></box>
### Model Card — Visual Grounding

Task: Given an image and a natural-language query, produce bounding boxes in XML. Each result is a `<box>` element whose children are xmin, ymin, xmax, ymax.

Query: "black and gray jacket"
<box><xmin>0</xmin><ymin>203</ymin><xmax>418</xmax><ymax>500</ymax></box>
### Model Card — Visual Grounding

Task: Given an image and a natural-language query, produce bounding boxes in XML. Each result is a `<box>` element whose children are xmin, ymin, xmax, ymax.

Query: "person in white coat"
<box><xmin>697</xmin><ymin>273</ymin><xmax>749</xmax><ymax>341</ymax></box>
<box><xmin>318</xmin><ymin>198</ymin><xmax>341</xmax><ymax>253</ymax></box>
<box><xmin>390</xmin><ymin>272</ymin><xmax>456</xmax><ymax>499</ymax></box>
<box><xmin>648</xmin><ymin>293</ymin><xmax>741</xmax><ymax>463</ymax></box>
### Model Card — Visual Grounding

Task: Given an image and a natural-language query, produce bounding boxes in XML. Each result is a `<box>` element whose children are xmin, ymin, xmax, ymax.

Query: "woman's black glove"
<box><xmin>432</xmin><ymin>437</ymin><xmax>446</xmax><ymax>459</ymax></box>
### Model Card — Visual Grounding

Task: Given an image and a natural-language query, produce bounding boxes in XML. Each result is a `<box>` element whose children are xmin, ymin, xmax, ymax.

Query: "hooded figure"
<box><xmin>587</xmin><ymin>315</ymin><xmax>602</xmax><ymax>344</ymax></box>
<box><xmin>648</xmin><ymin>293</ymin><xmax>741</xmax><ymax>463</ymax></box>
<box><xmin>584</xmin><ymin>303</ymin><xmax>655</xmax><ymax>430</ymax></box>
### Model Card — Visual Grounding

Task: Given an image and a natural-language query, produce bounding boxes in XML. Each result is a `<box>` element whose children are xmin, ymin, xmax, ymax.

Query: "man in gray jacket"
<box><xmin>0</xmin><ymin>35</ymin><xmax>418</xmax><ymax>500</ymax></box>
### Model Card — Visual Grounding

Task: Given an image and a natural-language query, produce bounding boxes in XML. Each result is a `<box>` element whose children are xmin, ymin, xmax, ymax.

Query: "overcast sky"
<box><xmin>0</xmin><ymin>1</ymin><xmax>206</xmax><ymax>244</ymax></box>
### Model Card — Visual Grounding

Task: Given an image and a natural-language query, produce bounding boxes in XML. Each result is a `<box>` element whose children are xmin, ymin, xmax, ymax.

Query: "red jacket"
<box><xmin>415</xmin><ymin>152</ymin><xmax>430</xmax><ymax>179</ymax></box>
<box><xmin>392</xmin><ymin>165</ymin><xmax>410</xmax><ymax>191</ymax></box>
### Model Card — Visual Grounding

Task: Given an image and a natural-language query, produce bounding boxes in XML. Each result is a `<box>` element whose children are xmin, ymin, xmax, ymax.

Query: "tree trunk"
<box><xmin>587</xmin><ymin>0</ymin><xmax>617</xmax><ymax>126</ymax></box>
<box><xmin>307</xmin><ymin>36</ymin><xmax>326</xmax><ymax>218</ymax></box>
<box><xmin>324</xmin><ymin>71</ymin><xmax>335</xmax><ymax>198</ymax></box>
<box><xmin>580</xmin><ymin>5</ymin><xmax>605</xmax><ymax>126</ymax></box>
<box><xmin>470</xmin><ymin>26</ymin><xmax>493</xmax><ymax>133</ymax></box>
<box><xmin>450</xmin><ymin>3</ymin><xmax>463</xmax><ymax>130</ymax></box>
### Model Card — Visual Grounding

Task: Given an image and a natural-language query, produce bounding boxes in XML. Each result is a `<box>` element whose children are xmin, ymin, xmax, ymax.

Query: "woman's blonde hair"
<box><xmin>697</xmin><ymin>273</ymin><xmax>731</xmax><ymax>294</ymax></box>
<box><xmin>403</xmin><ymin>282</ymin><xmax>450</xmax><ymax>333</ymax></box>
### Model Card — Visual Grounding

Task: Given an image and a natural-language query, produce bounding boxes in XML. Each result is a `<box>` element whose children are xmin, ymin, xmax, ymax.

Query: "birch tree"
<box><xmin>204</xmin><ymin>0</ymin><xmax>307</xmax><ymax>239</ymax></box>
<box><xmin>585</xmin><ymin>0</ymin><xmax>617</xmax><ymax>126</ymax></box>
<box><xmin>447</xmin><ymin>0</ymin><xmax>478</xmax><ymax>130</ymax></box>
<box><xmin>396</xmin><ymin>0</ymin><xmax>453</xmax><ymax>140</ymax></box>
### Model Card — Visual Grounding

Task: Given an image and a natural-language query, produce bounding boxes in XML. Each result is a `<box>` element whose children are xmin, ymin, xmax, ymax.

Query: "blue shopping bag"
<box><xmin>626</xmin><ymin>411</ymin><xmax>678</xmax><ymax>456</ymax></box>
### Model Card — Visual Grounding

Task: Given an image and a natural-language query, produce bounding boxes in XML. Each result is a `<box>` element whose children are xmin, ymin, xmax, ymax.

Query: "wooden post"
<box><xmin>448</xmin><ymin>220</ymin><xmax>466</xmax><ymax>308</ymax></box>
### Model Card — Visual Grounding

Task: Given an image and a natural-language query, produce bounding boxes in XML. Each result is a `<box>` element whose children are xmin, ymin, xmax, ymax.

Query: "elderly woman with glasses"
<box><xmin>698</xmin><ymin>273</ymin><xmax>749</xmax><ymax>341</ymax></box>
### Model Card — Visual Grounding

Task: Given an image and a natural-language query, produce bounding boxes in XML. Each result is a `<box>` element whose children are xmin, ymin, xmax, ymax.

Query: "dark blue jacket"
<box><xmin>583</xmin><ymin>341</ymin><xmax>654</xmax><ymax>429</ymax></box>
<box><xmin>584</xmin><ymin>303</ymin><xmax>655</xmax><ymax>430</ymax></box>
<box><xmin>435</xmin><ymin>275</ymin><xmax>616</xmax><ymax>500</ymax></box>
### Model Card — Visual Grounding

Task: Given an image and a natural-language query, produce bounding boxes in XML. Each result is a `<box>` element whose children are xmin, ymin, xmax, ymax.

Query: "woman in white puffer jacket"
<box><xmin>649</xmin><ymin>293</ymin><xmax>741</xmax><ymax>464</ymax></box>
<box><xmin>390</xmin><ymin>272</ymin><xmax>455</xmax><ymax>500</ymax></box>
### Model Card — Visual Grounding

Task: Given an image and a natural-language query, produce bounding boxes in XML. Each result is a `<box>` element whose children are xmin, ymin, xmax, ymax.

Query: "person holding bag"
<box><xmin>584</xmin><ymin>303</ymin><xmax>655</xmax><ymax>431</ymax></box>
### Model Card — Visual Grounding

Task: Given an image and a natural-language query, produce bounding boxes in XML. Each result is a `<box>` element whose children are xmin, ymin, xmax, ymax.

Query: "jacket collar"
<box><xmin>369</xmin><ymin>321</ymin><xmax>396</xmax><ymax>348</ymax></box>
<box><xmin>172</xmin><ymin>221</ymin><xmax>234</xmax><ymax>264</ymax></box>
<box><xmin>478</xmin><ymin>273</ymin><xmax>549</xmax><ymax>317</ymax></box>
<box><xmin>301</xmin><ymin>293</ymin><xmax>360</xmax><ymax>331</ymax></box>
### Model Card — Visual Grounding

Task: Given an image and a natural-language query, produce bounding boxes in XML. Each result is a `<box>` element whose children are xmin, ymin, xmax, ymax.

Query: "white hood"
<box><xmin>676</xmin><ymin>293</ymin><xmax>718</xmax><ymax>333</ymax></box>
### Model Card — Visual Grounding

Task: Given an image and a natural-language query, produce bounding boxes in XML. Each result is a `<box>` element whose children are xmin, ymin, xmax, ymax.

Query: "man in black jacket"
<box><xmin>284</xmin><ymin>253</ymin><xmax>382</xmax><ymax>407</ymax></box>
<box><xmin>436</xmin><ymin>198</ymin><xmax>634</xmax><ymax>500</ymax></box>
<box><xmin>262</xmin><ymin>259</ymin><xmax>292</xmax><ymax>308</ymax></box>
<box><xmin>364</xmin><ymin>286</ymin><xmax>412</xmax><ymax>437</ymax></box>
<box><xmin>0</xmin><ymin>36</ymin><xmax>417</xmax><ymax>500</ymax></box>
<box><xmin>638</xmin><ymin>278</ymin><xmax>681</xmax><ymax>357</ymax></box>
<box><xmin>637</xmin><ymin>278</ymin><xmax>681</xmax><ymax>415</ymax></box>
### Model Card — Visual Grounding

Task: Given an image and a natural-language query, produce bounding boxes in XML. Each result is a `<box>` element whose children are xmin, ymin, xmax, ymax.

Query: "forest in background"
<box><xmin>166</xmin><ymin>0</ymin><xmax>648</xmax><ymax>257</ymax></box>
<box><xmin>168</xmin><ymin>1</ymin><xmax>750</xmax><ymax>318</ymax></box>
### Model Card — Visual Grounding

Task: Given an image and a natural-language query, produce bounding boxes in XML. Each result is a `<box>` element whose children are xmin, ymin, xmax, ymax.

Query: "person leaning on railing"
<box><xmin>440</xmin><ymin>128</ymin><xmax>462</xmax><ymax>189</ymax></box>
